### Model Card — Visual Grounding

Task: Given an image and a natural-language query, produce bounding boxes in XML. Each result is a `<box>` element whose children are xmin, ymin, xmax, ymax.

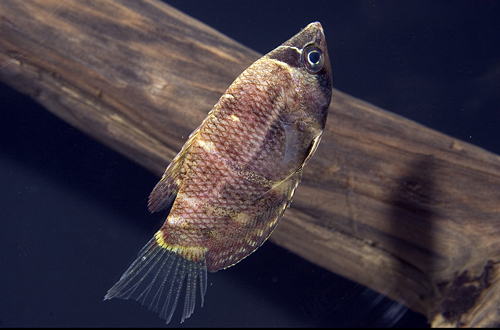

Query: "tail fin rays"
<box><xmin>104</xmin><ymin>238</ymin><xmax>207</xmax><ymax>324</ymax></box>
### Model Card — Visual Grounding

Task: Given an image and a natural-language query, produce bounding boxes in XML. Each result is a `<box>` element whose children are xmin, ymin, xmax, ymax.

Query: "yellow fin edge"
<box><xmin>155</xmin><ymin>231</ymin><xmax>207</xmax><ymax>262</ymax></box>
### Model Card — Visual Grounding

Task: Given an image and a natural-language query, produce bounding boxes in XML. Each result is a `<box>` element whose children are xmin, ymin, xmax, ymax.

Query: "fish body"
<box><xmin>105</xmin><ymin>21</ymin><xmax>332</xmax><ymax>323</ymax></box>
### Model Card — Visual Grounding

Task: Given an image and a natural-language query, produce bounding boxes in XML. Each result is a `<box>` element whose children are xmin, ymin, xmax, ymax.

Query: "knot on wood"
<box><xmin>435</xmin><ymin>260</ymin><xmax>494</xmax><ymax>323</ymax></box>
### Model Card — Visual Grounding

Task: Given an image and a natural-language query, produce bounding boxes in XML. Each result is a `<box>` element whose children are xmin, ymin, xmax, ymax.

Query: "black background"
<box><xmin>1</xmin><ymin>0</ymin><xmax>500</xmax><ymax>327</ymax></box>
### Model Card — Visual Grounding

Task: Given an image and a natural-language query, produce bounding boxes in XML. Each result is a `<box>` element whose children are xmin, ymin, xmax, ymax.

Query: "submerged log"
<box><xmin>1</xmin><ymin>0</ymin><xmax>500</xmax><ymax>327</ymax></box>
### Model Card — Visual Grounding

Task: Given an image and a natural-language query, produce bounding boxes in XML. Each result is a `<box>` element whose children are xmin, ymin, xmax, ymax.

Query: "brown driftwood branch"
<box><xmin>1</xmin><ymin>0</ymin><xmax>500</xmax><ymax>327</ymax></box>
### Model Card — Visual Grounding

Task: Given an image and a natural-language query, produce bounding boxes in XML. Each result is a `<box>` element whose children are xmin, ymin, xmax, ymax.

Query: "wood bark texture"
<box><xmin>1</xmin><ymin>0</ymin><xmax>500</xmax><ymax>327</ymax></box>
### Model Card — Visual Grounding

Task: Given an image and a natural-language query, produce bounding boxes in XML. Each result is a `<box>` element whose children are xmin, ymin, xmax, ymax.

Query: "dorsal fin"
<box><xmin>148</xmin><ymin>168</ymin><xmax>181</xmax><ymax>213</ymax></box>
<box><xmin>148</xmin><ymin>128</ymin><xmax>202</xmax><ymax>213</ymax></box>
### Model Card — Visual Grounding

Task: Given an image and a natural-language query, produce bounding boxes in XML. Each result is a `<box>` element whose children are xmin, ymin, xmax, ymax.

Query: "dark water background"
<box><xmin>1</xmin><ymin>0</ymin><xmax>499</xmax><ymax>327</ymax></box>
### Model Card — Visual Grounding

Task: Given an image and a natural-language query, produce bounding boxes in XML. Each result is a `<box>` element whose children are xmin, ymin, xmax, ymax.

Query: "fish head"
<box><xmin>263</xmin><ymin>22</ymin><xmax>332</xmax><ymax>172</ymax></box>
<box><xmin>267</xmin><ymin>21</ymin><xmax>332</xmax><ymax>131</ymax></box>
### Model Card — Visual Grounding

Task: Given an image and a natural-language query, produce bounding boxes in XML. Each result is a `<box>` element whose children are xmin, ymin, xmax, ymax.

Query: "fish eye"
<box><xmin>302</xmin><ymin>45</ymin><xmax>324</xmax><ymax>73</ymax></box>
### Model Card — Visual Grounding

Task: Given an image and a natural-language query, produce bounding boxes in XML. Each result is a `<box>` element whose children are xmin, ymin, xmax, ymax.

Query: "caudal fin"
<box><xmin>105</xmin><ymin>238</ymin><xmax>207</xmax><ymax>324</ymax></box>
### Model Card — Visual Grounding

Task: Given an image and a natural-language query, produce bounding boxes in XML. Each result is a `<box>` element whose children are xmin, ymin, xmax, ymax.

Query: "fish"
<box><xmin>104</xmin><ymin>21</ymin><xmax>332</xmax><ymax>324</ymax></box>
